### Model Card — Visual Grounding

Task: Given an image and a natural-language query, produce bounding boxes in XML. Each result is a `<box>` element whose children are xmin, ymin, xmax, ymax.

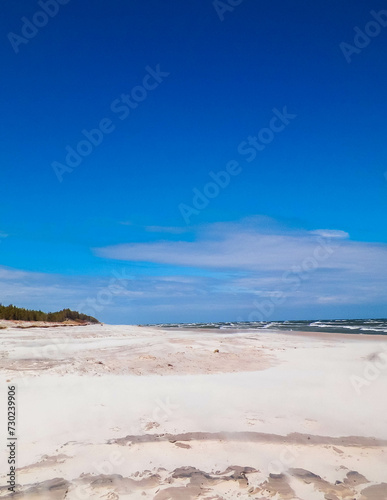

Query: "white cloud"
<box><xmin>92</xmin><ymin>218</ymin><xmax>387</xmax><ymax>319</ymax></box>
<box><xmin>145</xmin><ymin>225</ymin><xmax>188</xmax><ymax>234</ymax></box>
<box><xmin>0</xmin><ymin>266</ymin><xmax>95</xmax><ymax>309</ymax></box>
<box><xmin>311</xmin><ymin>229</ymin><xmax>349</xmax><ymax>239</ymax></box>
<box><xmin>2</xmin><ymin>217</ymin><xmax>387</xmax><ymax>323</ymax></box>
<box><xmin>94</xmin><ymin>219</ymin><xmax>385</xmax><ymax>275</ymax></box>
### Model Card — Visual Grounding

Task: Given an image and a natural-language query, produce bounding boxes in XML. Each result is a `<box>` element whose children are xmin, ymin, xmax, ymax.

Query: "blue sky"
<box><xmin>1</xmin><ymin>0</ymin><xmax>387</xmax><ymax>323</ymax></box>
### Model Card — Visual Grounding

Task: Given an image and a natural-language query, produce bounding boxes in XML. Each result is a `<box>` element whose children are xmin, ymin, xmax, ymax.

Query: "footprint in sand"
<box><xmin>144</xmin><ymin>421</ymin><xmax>160</xmax><ymax>431</ymax></box>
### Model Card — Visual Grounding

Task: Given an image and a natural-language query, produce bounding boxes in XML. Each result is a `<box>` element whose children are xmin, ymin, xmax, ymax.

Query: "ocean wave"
<box><xmin>149</xmin><ymin>318</ymin><xmax>387</xmax><ymax>336</ymax></box>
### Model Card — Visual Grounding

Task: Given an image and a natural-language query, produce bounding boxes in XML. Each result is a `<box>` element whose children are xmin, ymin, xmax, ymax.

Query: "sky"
<box><xmin>1</xmin><ymin>0</ymin><xmax>387</xmax><ymax>324</ymax></box>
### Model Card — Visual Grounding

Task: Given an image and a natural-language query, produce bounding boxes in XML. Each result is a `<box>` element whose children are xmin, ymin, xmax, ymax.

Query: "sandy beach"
<box><xmin>1</xmin><ymin>323</ymin><xmax>387</xmax><ymax>499</ymax></box>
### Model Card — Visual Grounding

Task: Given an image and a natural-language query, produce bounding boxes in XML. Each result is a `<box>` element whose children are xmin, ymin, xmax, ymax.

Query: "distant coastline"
<box><xmin>0</xmin><ymin>304</ymin><xmax>99</xmax><ymax>327</ymax></box>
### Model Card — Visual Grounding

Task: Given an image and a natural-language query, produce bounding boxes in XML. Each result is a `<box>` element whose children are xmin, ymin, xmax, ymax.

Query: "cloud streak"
<box><xmin>92</xmin><ymin>218</ymin><xmax>387</xmax><ymax>320</ymax></box>
<box><xmin>2</xmin><ymin>218</ymin><xmax>387</xmax><ymax>323</ymax></box>
<box><xmin>95</xmin><ymin>219</ymin><xmax>385</xmax><ymax>275</ymax></box>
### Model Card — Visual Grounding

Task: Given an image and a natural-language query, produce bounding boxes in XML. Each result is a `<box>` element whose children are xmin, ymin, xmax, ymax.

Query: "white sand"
<box><xmin>0</xmin><ymin>324</ymin><xmax>387</xmax><ymax>499</ymax></box>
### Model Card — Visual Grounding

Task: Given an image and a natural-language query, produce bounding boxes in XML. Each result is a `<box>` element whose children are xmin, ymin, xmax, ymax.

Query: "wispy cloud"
<box><xmin>0</xmin><ymin>265</ymin><xmax>223</xmax><ymax>323</ymax></box>
<box><xmin>311</xmin><ymin>229</ymin><xmax>349</xmax><ymax>239</ymax></box>
<box><xmin>95</xmin><ymin>218</ymin><xmax>386</xmax><ymax>274</ymax></box>
<box><xmin>117</xmin><ymin>221</ymin><xmax>189</xmax><ymax>234</ymax></box>
<box><xmin>145</xmin><ymin>225</ymin><xmax>188</xmax><ymax>234</ymax></box>
<box><xmin>92</xmin><ymin>217</ymin><xmax>387</xmax><ymax>319</ymax></box>
<box><xmin>2</xmin><ymin>217</ymin><xmax>387</xmax><ymax>323</ymax></box>
<box><xmin>0</xmin><ymin>266</ymin><xmax>97</xmax><ymax>309</ymax></box>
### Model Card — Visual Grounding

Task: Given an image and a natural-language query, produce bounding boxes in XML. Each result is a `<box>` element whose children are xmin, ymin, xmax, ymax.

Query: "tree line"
<box><xmin>0</xmin><ymin>304</ymin><xmax>99</xmax><ymax>323</ymax></box>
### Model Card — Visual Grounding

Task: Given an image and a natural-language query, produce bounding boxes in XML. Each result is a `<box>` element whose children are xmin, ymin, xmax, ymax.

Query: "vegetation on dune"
<box><xmin>0</xmin><ymin>304</ymin><xmax>99</xmax><ymax>324</ymax></box>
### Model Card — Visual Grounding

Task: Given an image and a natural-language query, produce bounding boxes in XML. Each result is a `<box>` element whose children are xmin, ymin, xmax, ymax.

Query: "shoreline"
<box><xmin>151</xmin><ymin>324</ymin><xmax>387</xmax><ymax>341</ymax></box>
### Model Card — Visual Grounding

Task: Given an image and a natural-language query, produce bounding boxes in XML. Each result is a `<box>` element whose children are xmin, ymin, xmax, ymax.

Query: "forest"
<box><xmin>0</xmin><ymin>304</ymin><xmax>99</xmax><ymax>324</ymax></box>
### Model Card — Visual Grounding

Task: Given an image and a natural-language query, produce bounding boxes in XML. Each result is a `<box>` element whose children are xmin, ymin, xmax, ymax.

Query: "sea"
<box><xmin>152</xmin><ymin>319</ymin><xmax>387</xmax><ymax>336</ymax></box>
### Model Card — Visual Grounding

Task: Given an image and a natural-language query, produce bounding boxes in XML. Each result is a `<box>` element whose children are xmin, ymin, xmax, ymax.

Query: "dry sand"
<box><xmin>0</xmin><ymin>323</ymin><xmax>386</xmax><ymax>499</ymax></box>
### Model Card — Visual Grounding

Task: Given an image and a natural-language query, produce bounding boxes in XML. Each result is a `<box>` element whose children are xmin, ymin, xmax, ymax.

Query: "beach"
<box><xmin>1</xmin><ymin>323</ymin><xmax>387</xmax><ymax>499</ymax></box>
